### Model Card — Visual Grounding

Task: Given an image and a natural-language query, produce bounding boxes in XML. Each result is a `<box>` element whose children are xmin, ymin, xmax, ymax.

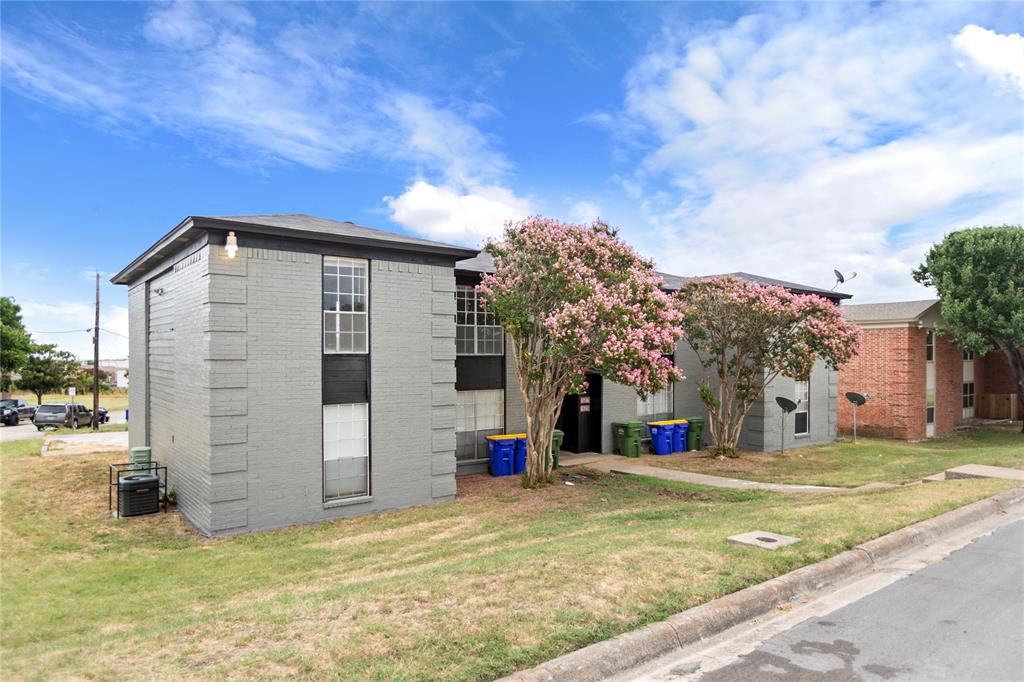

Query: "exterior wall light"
<box><xmin>225</xmin><ymin>231</ymin><xmax>238</xmax><ymax>259</ymax></box>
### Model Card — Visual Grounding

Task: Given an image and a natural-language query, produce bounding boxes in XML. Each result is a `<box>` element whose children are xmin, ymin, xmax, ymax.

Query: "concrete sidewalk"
<box><xmin>559</xmin><ymin>453</ymin><xmax>1024</xmax><ymax>494</ymax></box>
<box><xmin>560</xmin><ymin>453</ymin><xmax>845</xmax><ymax>494</ymax></box>
<box><xmin>43</xmin><ymin>430</ymin><xmax>129</xmax><ymax>456</ymax></box>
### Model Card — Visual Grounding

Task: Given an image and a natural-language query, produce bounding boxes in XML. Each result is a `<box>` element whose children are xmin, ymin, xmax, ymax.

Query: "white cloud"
<box><xmin>568</xmin><ymin>200</ymin><xmax>602</xmax><ymax>224</ymax></box>
<box><xmin>951</xmin><ymin>25</ymin><xmax>1024</xmax><ymax>95</ymax></box>
<box><xmin>384</xmin><ymin>180</ymin><xmax>533</xmax><ymax>246</ymax></box>
<box><xmin>19</xmin><ymin>301</ymin><xmax>130</xmax><ymax>359</ymax></box>
<box><xmin>609</xmin><ymin>7</ymin><xmax>1024</xmax><ymax>302</ymax></box>
<box><xmin>0</xmin><ymin>5</ymin><xmax>510</xmax><ymax>182</ymax></box>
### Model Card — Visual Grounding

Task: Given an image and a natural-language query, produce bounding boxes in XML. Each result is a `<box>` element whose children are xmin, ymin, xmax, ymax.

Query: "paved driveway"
<box><xmin>694</xmin><ymin>520</ymin><xmax>1024</xmax><ymax>681</ymax></box>
<box><xmin>0</xmin><ymin>422</ymin><xmax>43</xmax><ymax>442</ymax></box>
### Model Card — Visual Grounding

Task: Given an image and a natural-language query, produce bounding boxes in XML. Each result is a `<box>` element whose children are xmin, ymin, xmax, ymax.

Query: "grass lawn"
<box><xmin>647</xmin><ymin>427</ymin><xmax>1024</xmax><ymax>487</ymax></box>
<box><xmin>2</xmin><ymin>438</ymin><xmax>1017</xmax><ymax>681</ymax></box>
<box><xmin>9</xmin><ymin>388</ymin><xmax>129</xmax><ymax>413</ymax></box>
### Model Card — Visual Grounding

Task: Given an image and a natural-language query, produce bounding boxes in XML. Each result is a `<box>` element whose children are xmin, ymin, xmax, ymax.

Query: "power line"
<box><xmin>98</xmin><ymin>327</ymin><xmax>128</xmax><ymax>339</ymax></box>
<box><xmin>28</xmin><ymin>328</ymin><xmax>90</xmax><ymax>334</ymax></box>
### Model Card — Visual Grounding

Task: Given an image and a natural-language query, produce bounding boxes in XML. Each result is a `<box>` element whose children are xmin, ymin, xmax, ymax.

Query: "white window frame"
<box><xmin>456</xmin><ymin>389</ymin><xmax>505</xmax><ymax>462</ymax></box>
<box><xmin>323</xmin><ymin>403</ymin><xmax>369</xmax><ymax>502</ymax></box>
<box><xmin>455</xmin><ymin>285</ymin><xmax>503</xmax><ymax>356</ymax></box>
<box><xmin>324</xmin><ymin>256</ymin><xmax>368</xmax><ymax>354</ymax></box>
<box><xmin>637</xmin><ymin>385</ymin><xmax>673</xmax><ymax>419</ymax></box>
<box><xmin>963</xmin><ymin>382</ymin><xmax>975</xmax><ymax>409</ymax></box>
<box><xmin>794</xmin><ymin>379</ymin><xmax>810</xmax><ymax>436</ymax></box>
<box><xmin>925</xmin><ymin>330</ymin><xmax>934</xmax><ymax>362</ymax></box>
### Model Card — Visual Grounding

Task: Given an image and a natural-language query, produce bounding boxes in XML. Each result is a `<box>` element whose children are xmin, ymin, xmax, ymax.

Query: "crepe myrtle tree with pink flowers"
<box><xmin>675</xmin><ymin>277</ymin><xmax>861</xmax><ymax>458</ymax></box>
<box><xmin>478</xmin><ymin>217</ymin><xmax>683</xmax><ymax>486</ymax></box>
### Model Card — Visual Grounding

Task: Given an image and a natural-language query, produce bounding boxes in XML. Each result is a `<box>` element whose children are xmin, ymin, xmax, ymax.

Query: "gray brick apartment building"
<box><xmin>116</xmin><ymin>214</ymin><xmax>849</xmax><ymax>535</ymax></box>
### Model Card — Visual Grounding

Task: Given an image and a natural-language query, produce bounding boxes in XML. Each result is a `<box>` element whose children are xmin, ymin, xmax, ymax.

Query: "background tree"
<box><xmin>675</xmin><ymin>277</ymin><xmax>861</xmax><ymax>457</ymax></box>
<box><xmin>18</xmin><ymin>344</ymin><xmax>80</xmax><ymax>404</ymax></box>
<box><xmin>913</xmin><ymin>225</ymin><xmax>1024</xmax><ymax>432</ymax></box>
<box><xmin>1</xmin><ymin>297</ymin><xmax>33</xmax><ymax>392</ymax></box>
<box><xmin>479</xmin><ymin>217</ymin><xmax>683</xmax><ymax>486</ymax></box>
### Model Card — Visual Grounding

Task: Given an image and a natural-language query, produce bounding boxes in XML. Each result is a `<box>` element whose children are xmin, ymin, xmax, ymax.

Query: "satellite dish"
<box><xmin>776</xmin><ymin>397</ymin><xmax>798</xmax><ymax>413</ymax></box>
<box><xmin>831</xmin><ymin>269</ymin><xmax>858</xmax><ymax>290</ymax></box>
<box><xmin>845</xmin><ymin>392</ymin><xmax>867</xmax><ymax>406</ymax></box>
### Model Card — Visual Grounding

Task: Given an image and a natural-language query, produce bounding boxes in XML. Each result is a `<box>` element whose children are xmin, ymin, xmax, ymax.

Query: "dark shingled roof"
<box><xmin>841</xmin><ymin>299</ymin><xmax>939</xmax><ymax>323</ymax></box>
<box><xmin>455</xmin><ymin>254</ymin><xmax>848</xmax><ymax>300</ymax></box>
<box><xmin>113</xmin><ymin>214</ymin><xmax>479</xmax><ymax>285</ymax></box>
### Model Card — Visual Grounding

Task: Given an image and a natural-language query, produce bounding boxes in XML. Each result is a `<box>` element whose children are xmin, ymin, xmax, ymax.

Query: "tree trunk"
<box><xmin>999</xmin><ymin>341</ymin><xmax>1024</xmax><ymax>433</ymax></box>
<box><xmin>524</xmin><ymin>395</ymin><xmax>562</xmax><ymax>485</ymax></box>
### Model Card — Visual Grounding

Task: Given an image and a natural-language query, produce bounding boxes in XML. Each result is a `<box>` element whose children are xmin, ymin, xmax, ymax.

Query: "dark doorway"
<box><xmin>557</xmin><ymin>373</ymin><xmax>603</xmax><ymax>453</ymax></box>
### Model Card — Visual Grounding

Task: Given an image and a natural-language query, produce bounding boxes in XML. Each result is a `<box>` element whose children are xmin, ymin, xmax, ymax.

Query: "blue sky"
<box><xmin>2</xmin><ymin>1</ymin><xmax>1022</xmax><ymax>359</ymax></box>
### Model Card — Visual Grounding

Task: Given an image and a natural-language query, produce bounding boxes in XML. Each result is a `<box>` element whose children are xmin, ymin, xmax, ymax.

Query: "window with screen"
<box><xmin>455</xmin><ymin>389</ymin><xmax>504</xmax><ymax>461</ymax></box>
<box><xmin>794</xmin><ymin>380</ymin><xmax>810</xmax><ymax>435</ymax></box>
<box><xmin>323</xmin><ymin>403</ymin><xmax>369</xmax><ymax>501</ymax></box>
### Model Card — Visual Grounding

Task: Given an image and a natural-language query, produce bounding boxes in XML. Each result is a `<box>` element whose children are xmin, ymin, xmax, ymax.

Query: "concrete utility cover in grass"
<box><xmin>727</xmin><ymin>531</ymin><xmax>800</xmax><ymax>550</ymax></box>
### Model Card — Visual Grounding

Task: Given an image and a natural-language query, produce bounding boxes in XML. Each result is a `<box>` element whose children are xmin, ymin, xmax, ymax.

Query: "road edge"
<box><xmin>498</xmin><ymin>485</ymin><xmax>1024</xmax><ymax>682</ymax></box>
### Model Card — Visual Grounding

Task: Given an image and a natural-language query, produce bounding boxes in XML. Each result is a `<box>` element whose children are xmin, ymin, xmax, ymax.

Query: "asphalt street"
<box><xmin>694</xmin><ymin>519</ymin><xmax>1024</xmax><ymax>681</ymax></box>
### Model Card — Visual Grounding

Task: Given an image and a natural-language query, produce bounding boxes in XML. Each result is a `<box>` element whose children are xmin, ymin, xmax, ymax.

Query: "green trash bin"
<box><xmin>129</xmin><ymin>446</ymin><xmax>152</xmax><ymax>474</ymax></box>
<box><xmin>686</xmin><ymin>417</ymin><xmax>705</xmax><ymax>451</ymax></box>
<box><xmin>613</xmin><ymin>421</ymin><xmax>645</xmax><ymax>457</ymax></box>
<box><xmin>550</xmin><ymin>429</ymin><xmax>565</xmax><ymax>470</ymax></box>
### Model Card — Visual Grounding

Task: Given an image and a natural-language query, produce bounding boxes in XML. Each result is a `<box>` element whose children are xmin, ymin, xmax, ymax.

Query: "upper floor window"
<box><xmin>963</xmin><ymin>350</ymin><xmax>975</xmax><ymax>361</ymax></box>
<box><xmin>925</xmin><ymin>330</ymin><xmax>934</xmax><ymax>362</ymax></box>
<box><xmin>324</xmin><ymin>256</ymin><xmax>368</xmax><ymax>354</ymax></box>
<box><xmin>455</xmin><ymin>285</ymin><xmax>502</xmax><ymax>355</ymax></box>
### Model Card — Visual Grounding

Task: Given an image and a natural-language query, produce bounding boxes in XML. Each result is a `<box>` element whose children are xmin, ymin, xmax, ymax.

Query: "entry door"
<box><xmin>557</xmin><ymin>373</ymin><xmax>603</xmax><ymax>453</ymax></box>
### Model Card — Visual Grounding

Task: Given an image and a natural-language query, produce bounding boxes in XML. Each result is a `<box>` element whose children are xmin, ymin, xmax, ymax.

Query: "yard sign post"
<box><xmin>775</xmin><ymin>397</ymin><xmax>797</xmax><ymax>455</ymax></box>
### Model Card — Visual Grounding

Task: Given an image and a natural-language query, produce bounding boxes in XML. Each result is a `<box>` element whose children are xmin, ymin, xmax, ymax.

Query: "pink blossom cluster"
<box><xmin>676</xmin><ymin>276</ymin><xmax>862</xmax><ymax>380</ymax></box>
<box><xmin>478</xmin><ymin>216</ymin><xmax>683</xmax><ymax>395</ymax></box>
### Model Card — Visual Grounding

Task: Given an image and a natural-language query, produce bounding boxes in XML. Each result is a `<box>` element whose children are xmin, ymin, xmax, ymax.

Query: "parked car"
<box><xmin>32</xmin><ymin>403</ymin><xmax>93</xmax><ymax>430</ymax></box>
<box><xmin>1</xmin><ymin>399</ymin><xmax>35</xmax><ymax>425</ymax></box>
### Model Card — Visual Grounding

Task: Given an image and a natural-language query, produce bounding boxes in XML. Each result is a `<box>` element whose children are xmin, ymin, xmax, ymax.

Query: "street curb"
<box><xmin>498</xmin><ymin>486</ymin><xmax>1024</xmax><ymax>682</ymax></box>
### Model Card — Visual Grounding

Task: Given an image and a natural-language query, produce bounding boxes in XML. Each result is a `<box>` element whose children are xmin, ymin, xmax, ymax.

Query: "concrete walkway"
<box><xmin>42</xmin><ymin>430</ymin><xmax>129</xmax><ymax>456</ymax></box>
<box><xmin>559</xmin><ymin>452</ymin><xmax>1024</xmax><ymax>494</ymax></box>
<box><xmin>559</xmin><ymin>453</ymin><xmax>846</xmax><ymax>494</ymax></box>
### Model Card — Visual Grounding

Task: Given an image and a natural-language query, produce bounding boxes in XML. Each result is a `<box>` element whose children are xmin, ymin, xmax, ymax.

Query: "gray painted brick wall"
<box><xmin>135</xmin><ymin>244</ymin><xmax>460</xmax><ymax>536</ymax></box>
<box><xmin>128</xmin><ymin>283</ymin><xmax>148</xmax><ymax>449</ymax></box>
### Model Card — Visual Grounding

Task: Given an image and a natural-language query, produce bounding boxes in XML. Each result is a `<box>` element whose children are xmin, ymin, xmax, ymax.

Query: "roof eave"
<box><xmin>112</xmin><ymin>216</ymin><xmax>478</xmax><ymax>286</ymax></box>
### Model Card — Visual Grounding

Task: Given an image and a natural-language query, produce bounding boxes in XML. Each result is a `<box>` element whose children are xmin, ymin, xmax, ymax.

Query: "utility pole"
<box><xmin>93</xmin><ymin>272</ymin><xmax>100</xmax><ymax>430</ymax></box>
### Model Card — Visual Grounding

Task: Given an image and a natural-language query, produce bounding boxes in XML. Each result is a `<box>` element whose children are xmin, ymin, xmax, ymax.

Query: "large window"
<box><xmin>456</xmin><ymin>389</ymin><xmax>504</xmax><ymax>461</ymax></box>
<box><xmin>455</xmin><ymin>285</ymin><xmax>502</xmax><ymax>355</ymax></box>
<box><xmin>637</xmin><ymin>386</ymin><xmax>673</xmax><ymax>419</ymax></box>
<box><xmin>794</xmin><ymin>379</ymin><xmax>810</xmax><ymax>435</ymax></box>
<box><xmin>323</xmin><ymin>403</ymin><xmax>369</xmax><ymax>501</ymax></box>
<box><xmin>324</xmin><ymin>257</ymin><xmax>368</xmax><ymax>353</ymax></box>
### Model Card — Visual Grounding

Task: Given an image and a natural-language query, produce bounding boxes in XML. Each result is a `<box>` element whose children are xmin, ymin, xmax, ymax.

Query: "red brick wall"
<box><xmin>934</xmin><ymin>332</ymin><xmax>963</xmax><ymax>437</ymax></box>
<box><xmin>977</xmin><ymin>350</ymin><xmax>1024</xmax><ymax>414</ymax></box>
<box><xmin>838</xmin><ymin>327</ymin><xmax>924</xmax><ymax>439</ymax></box>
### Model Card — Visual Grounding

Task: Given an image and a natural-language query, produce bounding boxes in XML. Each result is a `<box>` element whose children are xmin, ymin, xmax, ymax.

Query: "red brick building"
<box><xmin>838</xmin><ymin>300</ymin><xmax>1019</xmax><ymax>440</ymax></box>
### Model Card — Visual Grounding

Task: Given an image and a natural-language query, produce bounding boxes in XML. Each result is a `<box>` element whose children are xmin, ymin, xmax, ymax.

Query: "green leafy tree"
<box><xmin>0</xmin><ymin>297</ymin><xmax>33</xmax><ymax>391</ymax></box>
<box><xmin>913</xmin><ymin>225</ymin><xmax>1024</xmax><ymax>432</ymax></box>
<box><xmin>18</xmin><ymin>344</ymin><xmax>79</xmax><ymax>405</ymax></box>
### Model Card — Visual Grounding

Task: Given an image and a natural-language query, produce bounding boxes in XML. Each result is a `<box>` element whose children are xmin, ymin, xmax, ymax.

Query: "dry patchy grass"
<box><xmin>1</xmin><ymin>438</ymin><xmax>1016</xmax><ymax>681</ymax></box>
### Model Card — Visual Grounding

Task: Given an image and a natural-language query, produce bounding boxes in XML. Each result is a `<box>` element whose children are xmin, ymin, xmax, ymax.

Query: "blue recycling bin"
<box><xmin>513</xmin><ymin>435</ymin><xmax>528</xmax><ymax>474</ymax></box>
<box><xmin>672</xmin><ymin>421</ymin><xmax>689</xmax><ymax>453</ymax></box>
<box><xmin>648</xmin><ymin>423</ymin><xmax>673</xmax><ymax>455</ymax></box>
<box><xmin>487</xmin><ymin>436</ymin><xmax>516</xmax><ymax>476</ymax></box>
